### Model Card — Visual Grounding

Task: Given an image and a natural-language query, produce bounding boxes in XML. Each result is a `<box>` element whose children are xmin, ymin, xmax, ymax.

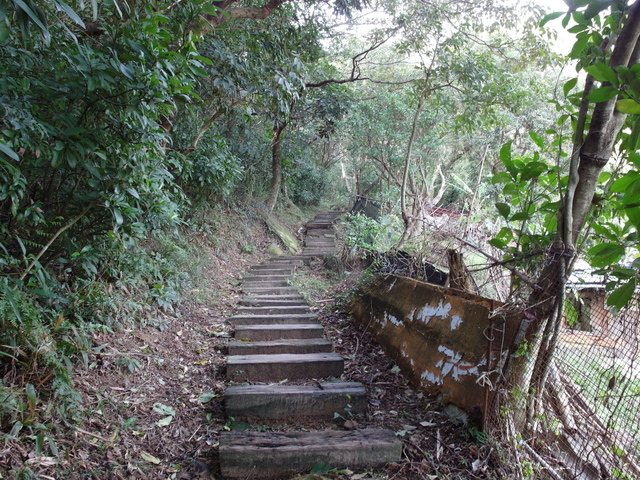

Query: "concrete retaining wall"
<box><xmin>350</xmin><ymin>275</ymin><xmax>521</xmax><ymax>421</ymax></box>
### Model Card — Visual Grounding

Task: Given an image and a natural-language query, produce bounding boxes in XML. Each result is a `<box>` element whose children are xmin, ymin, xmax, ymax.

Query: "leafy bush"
<box><xmin>178</xmin><ymin>136</ymin><xmax>244</xmax><ymax>207</ymax></box>
<box><xmin>343</xmin><ymin>213</ymin><xmax>402</xmax><ymax>254</ymax></box>
<box><xmin>287</xmin><ymin>159</ymin><xmax>327</xmax><ymax>206</ymax></box>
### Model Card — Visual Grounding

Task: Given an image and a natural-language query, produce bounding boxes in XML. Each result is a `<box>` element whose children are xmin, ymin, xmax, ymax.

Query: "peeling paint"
<box><xmin>421</xmin><ymin>369</ymin><xmax>443</xmax><ymax>385</ymax></box>
<box><xmin>384</xmin><ymin>312</ymin><xmax>403</xmax><ymax>326</ymax></box>
<box><xmin>450</xmin><ymin>315</ymin><xmax>463</xmax><ymax>330</ymax></box>
<box><xmin>416</xmin><ymin>299</ymin><xmax>453</xmax><ymax>324</ymax></box>
<box><xmin>435</xmin><ymin>345</ymin><xmax>487</xmax><ymax>381</ymax></box>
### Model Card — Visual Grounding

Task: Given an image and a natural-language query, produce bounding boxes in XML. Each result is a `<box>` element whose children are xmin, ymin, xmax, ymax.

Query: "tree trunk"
<box><xmin>267</xmin><ymin>121</ymin><xmax>287</xmax><ymax>212</ymax></box>
<box><xmin>508</xmin><ymin>1</ymin><xmax>640</xmax><ymax>430</ymax></box>
<box><xmin>399</xmin><ymin>83</ymin><xmax>428</xmax><ymax>247</ymax></box>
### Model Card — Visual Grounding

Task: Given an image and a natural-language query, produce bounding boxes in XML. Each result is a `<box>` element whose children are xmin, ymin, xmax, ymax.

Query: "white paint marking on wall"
<box><xmin>416</xmin><ymin>299</ymin><xmax>453</xmax><ymax>325</ymax></box>
<box><xmin>384</xmin><ymin>311</ymin><xmax>403</xmax><ymax>326</ymax></box>
<box><xmin>421</xmin><ymin>369</ymin><xmax>443</xmax><ymax>385</ymax></box>
<box><xmin>450</xmin><ymin>315</ymin><xmax>463</xmax><ymax>330</ymax></box>
<box><xmin>436</xmin><ymin>345</ymin><xmax>486</xmax><ymax>381</ymax></box>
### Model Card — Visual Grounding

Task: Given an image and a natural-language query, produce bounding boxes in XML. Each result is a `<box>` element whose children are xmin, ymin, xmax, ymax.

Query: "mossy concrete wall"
<box><xmin>351</xmin><ymin>275</ymin><xmax>521</xmax><ymax>419</ymax></box>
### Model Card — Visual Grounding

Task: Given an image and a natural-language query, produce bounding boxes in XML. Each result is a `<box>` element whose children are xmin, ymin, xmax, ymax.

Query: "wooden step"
<box><xmin>219</xmin><ymin>429</ymin><xmax>402</xmax><ymax>479</ymax></box>
<box><xmin>240</xmin><ymin>298</ymin><xmax>308</xmax><ymax>307</ymax></box>
<box><xmin>228</xmin><ymin>338</ymin><xmax>333</xmax><ymax>355</ymax></box>
<box><xmin>227</xmin><ymin>353</ymin><xmax>344</xmax><ymax>382</ymax></box>
<box><xmin>241</xmin><ymin>294</ymin><xmax>305</xmax><ymax>300</ymax></box>
<box><xmin>241</xmin><ymin>286</ymin><xmax>300</xmax><ymax>295</ymax></box>
<box><xmin>229</xmin><ymin>313</ymin><xmax>319</xmax><ymax>325</ymax></box>
<box><xmin>234</xmin><ymin>324</ymin><xmax>324</xmax><ymax>341</ymax></box>
<box><xmin>224</xmin><ymin>382</ymin><xmax>367</xmax><ymax>421</ymax></box>
<box><xmin>243</xmin><ymin>280</ymin><xmax>290</xmax><ymax>288</ymax></box>
<box><xmin>243</xmin><ymin>274</ymin><xmax>292</xmax><ymax>282</ymax></box>
<box><xmin>236</xmin><ymin>305</ymin><xmax>310</xmax><ymax>315</ymax></box>
<box><xmin>250</xmin><ymin>265</ymin><xmax>295</xmax><ymax>272</ymax></box>
<box><xmin>268</xmin><ymin>258</ymin><xmax>303</xmax><ymax>265</ymax></box>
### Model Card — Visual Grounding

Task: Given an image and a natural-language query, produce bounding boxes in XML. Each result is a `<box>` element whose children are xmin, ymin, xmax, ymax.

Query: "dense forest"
<box><xmin>2</xmin><ymin>0</ymin><xmax>640</xmax><ymax>478</ymax></box>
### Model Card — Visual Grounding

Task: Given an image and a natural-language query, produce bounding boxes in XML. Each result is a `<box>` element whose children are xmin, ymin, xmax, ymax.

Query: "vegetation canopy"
<box><xmin>1</xmin><ymin>0</ymin><xmax>640</xmax><ymax>478</ymax></box>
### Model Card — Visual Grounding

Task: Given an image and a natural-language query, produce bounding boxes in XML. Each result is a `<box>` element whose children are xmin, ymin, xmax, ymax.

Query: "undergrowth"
<box><xmin>0</xmin><ymin>205</ymin><xmax>274</xmax><ymax>477</ymax></box>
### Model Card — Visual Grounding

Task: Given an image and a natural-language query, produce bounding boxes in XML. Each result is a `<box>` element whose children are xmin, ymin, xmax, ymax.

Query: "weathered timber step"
<box><xmin>228</xmin><ymin>338</ymin><xmax>333</xmax><ymax>355</ymax></box>
<box><xmin>226</xmin><ymin>352</ymin><xmax>344</xmax><ymax>382</ymax></box>
<box><xmin>242</xmin><ymin>280</ymin><xmax>290</xmax><ymax>288</ymax></box>
<box><xmin>224</xmin><ymin>381</ymin><xmax>366</xmax><ymax>421</ymax></box>
<box><xmin>268</xmin><ymin>258</ymin><xmax>304</xmax><ymax>264</ymax></box>
<box><xmin>234</xmin><ymin>324</ymin><xmax>324</xmax><ymax>341</ymax></box>
<box><xmin>250</xmin><ymin>265</ymin><xmax>296</xmax><ymax>271</ymax></box>
<box><xmin>236</xmin><ymin>305</ymin><xmax>310</xmax><ymax>315</ymax></box>
<box><xmin>240</xmin><ymin>298</ymin><xmax>307</xmax><ymax>307</ymax></box>
<box><xmin>243</xmin><ymin>274</ymin><xmax>292</xmax><ymax>282</ymax></box>
<box><xmin>241</xmin><ymin>294</ymin><xmax>305</xmax><ymax>300</ymax></box>
<box><xmin>229</xmin><ymin>313</ymin><xmax>319</xmax><ymax>325</ymax></box>
<box><xmin>219</xmin><ymin>429</ymin><xmax>402</xmax><ymax>479</ymax></box>
<box><xmin>241</xmin><ymin>288</ymin><xmax>301</xmax><ymax>296</ymax></box>
<box><xmin>305</xmin><ymin>241</ymin><xmax>335</xmax><ymax>247</ymax></box>
<box><xmin>307</xmin><ymin>232</ymin><xmax>335</xmax><ymax>238</ymax></box>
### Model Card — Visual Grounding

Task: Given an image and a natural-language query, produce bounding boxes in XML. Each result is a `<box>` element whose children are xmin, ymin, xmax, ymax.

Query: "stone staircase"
<box><xmin>218</xmin><ymin>214</ymin><xmax>402</xmax><ymax>479</ymax></box>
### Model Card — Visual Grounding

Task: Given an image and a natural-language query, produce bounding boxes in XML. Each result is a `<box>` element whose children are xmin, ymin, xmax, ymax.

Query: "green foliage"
<box><xmin>490</xmin><ymin>137</ymin><xmax>561</xmax><ymax>277</ymax></box>
<box><xmin>286</xmin><ymin>159</ymin><xmax>327</xmax><ymax>206</ymax></box>
<box><xmin>178</xmin><ymin>137</ymin><xmax>244</xmax><ymax>206</ymax></box>
<box><xmin>343</xmin><ymin>213</ymin><xmax>402</xmax><ymax>254</ymax></box>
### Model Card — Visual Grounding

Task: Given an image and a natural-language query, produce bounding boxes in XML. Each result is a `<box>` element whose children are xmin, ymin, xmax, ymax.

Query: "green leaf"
<box><xmin>585</xmin><ymin>63</ymin><xmax>617</xmax><ymax>84</ymax></box>
<box><xmin>617</xmin><ymin>99</ymin><xmax>640</xmax><ymax>114</ymax></box>
<box><xmin>201</xmin><ymin>4</ymin><xmax>222</xmax><ymax>15</ymax></box>
<box><xmin>491</xmin><ymin>172</ymin><xmax>512</xmax><ymax>184</ymax></box>
<box><xmin>53</xmin><ymin>0</ymin><xmax>85</xmax><ymax>28</ymax></box>
<box><xmin>520</xmin><ymin>161</ymin><xmax>548</xmax><ymax>181</ymax></box>
<box><xmin>510</xmin><ymin>212</ymin><xmax>531</xmax><ymax>221</ymax></box>
<box><xmin>570</xmin><ymin>34</ymin><xmax>590</xmax><ymax>58</ymax></box>
<box><xmin>584</xmin><ymin>0</ymin><xmax>614</xmax><ymax>20</ymax></box>
<box><xmin>591</xmin><ymin>223</ymin><xmax>617</xmax><ymax>241</ymax></box>
<box><xmin>563</xmin><ymin>78</ymin><xmax>578</xmax><ymax>97</ymax></box>
<box><xmin>500</xmin><ymin>141</ymin><xmax>515</xmax><ymax>178</ymax></box>
<box><xmin>625</xmin><ymin>116</ymin><xmax>640</xmax><ymax>152</ymax></box>
<box><xmin>610</xmin><ymin>173</ymin><xmax>637</xmax><ymax>193</ymax></box>
<box><xmin>588</xmin><ymin>86</ymin><xmax>619</xmax><ymax>103</ymax></box>
<box><xmin>0</xmin><ymin>140</ymin><xmax>19</xmax><ymax>161</ymax></box>
<box><xmin>624</xmin><ymin>177</ymin><xmax>640</xmax><ymax>201</ymax></box>
<box><xmin>540</xmin><ymin>11</ymin><xmax>564</xmax><ymax>27</ymax></box>
<box><xmin>588</xmin><ymin>243</ymin><xmax>625</xmax><ymax>268</ymax></box>
<box><xmin>14</xmin><ymin>0</ymin><xmax>48</xmax><ymax>35</ymax></box>
<box><xmin>198</xmin><ymin>392</ymin><xmax>219</xmax><ymax>403</ymax></box>
<box><xmin>35</xmin><ymin>433</ymin><xmax>44</xmax><ymax>456</ymax></box>
<box><xmin>25</xmin><ymin>383</ymin><xmax>37</xmax><ymax>413</ymax></box>
<box><xmin>113</xmin><ymin>208</ymin><xmax>123</xmax><ymax>226</ymax></box>
<box><xmin>310</xmin><ymin>463</ymin><xmax>331</xmax><ymax>475</ymax></box>
<box><xmin>495</xmin><ymin>202</ymin><xmax>511</xmax><ymax>219</ymax></box>
<box><xmin>528</xmin><ymin>131</ymin><xmax>544</xmax><ymax>149</ymax></box>
<box><xmin>0</xmin><ymin>23</ymin><xmax>9</xmax><ymax>42</ymax></box>
<box><xmin>624</xmin><ymin>206</ymin><xmax>640</xmax><ymax>229</ymax></box>
<box><xmin>606</xmin><ymin>278</ymin><xmax>636</xmax><ymax>310</ymax></box>
<box><xmin>120</xmin><ymin>64</ymin><xmax>135</xmax><ymax>80</ymax></box>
